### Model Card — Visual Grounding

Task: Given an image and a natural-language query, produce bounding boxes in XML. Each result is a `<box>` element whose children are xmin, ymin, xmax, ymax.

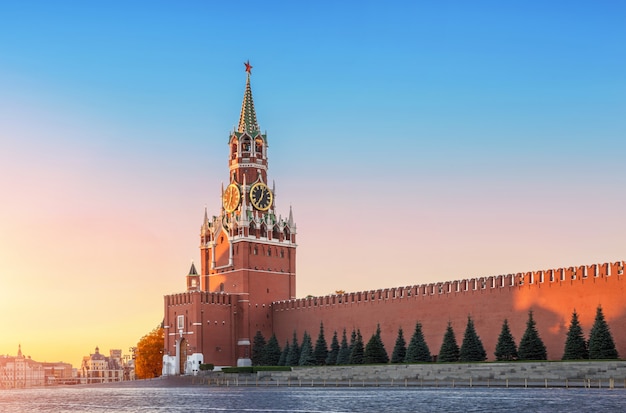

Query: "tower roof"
<box><xmin>237</xmin><ymin>60</ymin><xmax>260</xmax><ymax>135</ymax></box>
<box><xmin>188</xmin><ymin>261</ymin><xmax>198</xmax><ymax>276</ymax></box>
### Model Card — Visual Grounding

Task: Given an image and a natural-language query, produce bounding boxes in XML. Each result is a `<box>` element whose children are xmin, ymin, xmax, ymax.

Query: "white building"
<box><xmin>78</xmin><ymin>347</ymin><xmax>124</xmax><ymax>384</ymax></box>
<box><xmin>0</xmin><ymin>345</ymin><xmax>45</xmax><ymax>388</ymax></box>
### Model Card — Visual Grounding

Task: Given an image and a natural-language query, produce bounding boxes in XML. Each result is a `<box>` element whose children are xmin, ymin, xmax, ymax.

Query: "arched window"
<box><xmin>241</xmin><ymin>137</ymin><xmax>251</xmax><ymax>153</ymax></box>
<box><xmin>255</xmin><ymin>138</ymin><xmax>263</xmax><ymax>156</ymax></box>
<box><xmin>260</xmin><ymin>223</ymin><xmax>267</xmax><ymax>237</ymax></box>
<box><xmin>272</xmin><ymin>226</ymin><xmax>280</xmax><ymax>240</ymax></box>
<box><xmin>231</xmin><ymin>139</ymin><xmax>238</xmax><ymax>159</ymax></box>
<box><xmin>249</xmin><ymin>223</ymin><xmax>256</xmax><ymax>237</ymax></box>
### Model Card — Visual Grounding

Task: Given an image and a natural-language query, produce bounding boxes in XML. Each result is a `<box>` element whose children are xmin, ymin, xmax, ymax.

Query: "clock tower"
<box><xmin>198</xmin><ymin>62</ymin><xmax>297</xmax><ymax>366</ymax></box>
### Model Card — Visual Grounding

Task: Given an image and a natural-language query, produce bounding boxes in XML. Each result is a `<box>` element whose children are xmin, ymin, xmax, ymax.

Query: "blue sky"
<box><xmin>0</xmin><ymin>1</ymin><xmax>625</xmax><ymax>365</ymax></box>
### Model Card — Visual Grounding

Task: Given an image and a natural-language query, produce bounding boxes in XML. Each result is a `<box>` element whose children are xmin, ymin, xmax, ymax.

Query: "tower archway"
<box><xmin>178</xmin><ymin>338</ymin><xmax>188</xmax><ymax>375</ymax></box>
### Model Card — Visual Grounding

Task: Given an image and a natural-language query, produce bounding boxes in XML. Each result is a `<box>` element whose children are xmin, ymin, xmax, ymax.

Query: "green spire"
<box><xmin>238</xmin><ymin>60</ymin><xmax>260</xmax><ymax>134</ymax></box>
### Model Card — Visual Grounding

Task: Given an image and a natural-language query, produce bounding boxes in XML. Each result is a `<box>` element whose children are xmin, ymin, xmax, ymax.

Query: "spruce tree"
<box><xmin>262</xmin><ymin>333</ymin><xmax>282</xmax><ymax>366</ymax></box>
<box><xmin>459</xmin><ymin>316</ymin><xmax>487</xmax><ymax>362</ymax></box>
<box><xmin>251</xmin><ymin>330</ymin><xmax>266</xmax><ymax>366</ymax></box>
<box><xmin>405</xmin><ymin>322</ymin><xmax>431</xmax><ymax>362</ymax></box>
<box><xmin>336</xmin><ymin>329</ymin><xmax>351</xmax><ymax>365</ymax></box>
<box><xmin>438</xmin><ymin>323</ymin><xmax>460</xmax><ymax>362</ymax></box>
<box><xmin>588</xmin><ymin>306</ymin><xmax>619</xmax><ymax>359</ymax></box>
<box><xmin>278</xmin><ymin>340</ymin><xmax>290</xmax><ymax>366</ymax></box>
<box><xmin>391</xmin><ymin>327</ymin><xmax>407</xmax><ymax>363</ymax></box>
<box><xmin>364</xmin><ymin>324</ymin><xmax>389</xmax><ymax>364</ymax></box>
<box><xmin>349</xmin><ymin>329</ymin><xmax>365</xmax><ymax>364</ymax></box>
<box><xmin>349</xmin><ymin>329</ymin><xmax>357</xmax><ymax>353</ymax></box>
<box><xmin>299</xmin><ymin>331</ymin><xmax>316</xmax><ymax>366</ymax></box>
<box><xmin>562</xmin><ymin>310</ymin><xmax>589</xmax><ymax>360</ymax></box>
<box><xmin>313</xmin><ymin>322</ymin><xmax>329</xmax><ymax>365</ymax></box>
<box><xmin>286</xmin><ymin>331</ymin><xmax>300</xmax><ymax>366</ymax></box>
<box><xmin>518</xmin><ymin>310</ymin><xmax>547</xmax><ymax>360</ymax></box>
<box><xmin>326</xmin><ymin>331</ymin><xmax>340</xmax><ymax>365</ymax></box>
<box><xmin>494</xmin><ymin>319</ymin><xmax>518</xmax><ymax>361</ymax></box>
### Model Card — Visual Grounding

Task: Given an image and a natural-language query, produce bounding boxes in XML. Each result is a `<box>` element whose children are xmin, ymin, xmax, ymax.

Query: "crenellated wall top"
<box><xmin>163</xmin><ymin>291</ymin><xmax>233</xmax><ymax>306</ymax></box>
<box><xmin>272</xmin><ymin>261</ymin><xmax>625</xmax><ymax>311</ymax></box>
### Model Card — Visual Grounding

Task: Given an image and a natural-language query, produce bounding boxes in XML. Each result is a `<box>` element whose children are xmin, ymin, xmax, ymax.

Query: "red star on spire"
<box><xmin>244</xmin><ymin>60</ymin><xmax>253</xmax><ymax>74</ymax></box>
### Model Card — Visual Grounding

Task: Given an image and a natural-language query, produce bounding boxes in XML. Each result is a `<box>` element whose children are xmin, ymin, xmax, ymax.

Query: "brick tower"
<box><xmin>196</xmin><ymin>61</ymin><xmax>297</xmax><ymax>366</ymax></box>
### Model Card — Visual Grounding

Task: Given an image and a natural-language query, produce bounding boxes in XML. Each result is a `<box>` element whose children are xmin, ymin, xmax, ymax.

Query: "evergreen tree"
<box><xmin>405</xmin><ymin>322</ymin><xmax>431</xmax><ymax>363</ymax></box>
<box><xmin>518</xmin><ymin>310</ymin><xmax>547</xmax><ymax>360</ymax></box>
<box><xmin>313</xmin><ymin>322</ymin><xmax>329</xmax><ymax>365</ymax></box>
<box><xmin>299</xmin><ymin>331</ymin><xmax>316</xmax><ymax>366</ymax></box>
<box><xmin>286</xmin><ymin>331</ymin><xmax>301</xmax><ymax>366</ymax></box>
<box><xmin>278</xmin><ymin>340</ymin><xmax>290</xmax><ymax>366</ymax></box>
<box><xmin>459</xmin><ymin>316</ymin><xmax>487</xmax><ymax>362</ymax></box>
<box><xmin>349</xmin><ymin>329</ymin><xmax>365</xmax><ymax>364</ymax></box>
<box><xmin>562</xmin><ymin>310</ymin><xmax>588</xmax><ymax>360</ymax></box>
<box><xmin>438</xmin><ymin>323</ymin><xmax>460</xmax><ymax>362</ymax></box>
<box><xmin>349</xmin><ymin>329</ymin><xmax>357</xmax><ymax>353</ymax></box>
<box><xmin>588</xmin><ymin>306</ymin><xmax>619</xmax><ymax>359</ymax></box>
<box><xmin>494</xmin><ymin>319</ymin><xmax>518</xmax><ymax>361</ymax></box>
<box><xmin>326</xmin><ymin>331</ymin><xmax>340</xmax><ymax>365</ymax></box>
<box><xmin>251</xmin><ymin>330</ymin><xmax>266</xmax><ymax>366</ymax></box>
<box><xmin>364</xmin><ymin>324</ymin><xmax>389</xmax><ymax>364</ymax></box>
<box><xmin>336</xmin><ymin>329</ymin><xmax>351</xmax><ymax>365</ymax></box>
<box><xmin>262</xmin><ymin>333</ymin><xmax>282</xmax><ymax>366</ymax></box>
<box><xmin>391</xmin><ymin>327</ymin><xmax>407</xmax><ymax>363</ymax></box>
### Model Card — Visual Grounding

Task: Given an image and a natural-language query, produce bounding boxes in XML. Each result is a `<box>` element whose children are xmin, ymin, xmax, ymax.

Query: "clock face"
<box><xmin>249</xmin><ymin>182</ymin><xmax>273</xmax><ymax>211</ymax></box>
<box><xmin>222</xmin><ymin>183</ymin><xmax>241</xmax><ymax>213</ymax></box>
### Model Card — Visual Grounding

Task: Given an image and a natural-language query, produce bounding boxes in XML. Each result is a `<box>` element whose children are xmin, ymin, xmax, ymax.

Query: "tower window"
<box><xmin>231</xmin><ymin>141</ymin><xmax>238</xmax><ymax>158</ymax></box>
<box><xmin>242</xmin><ymin>137</ymin><xmax>251</xmax><ymax>152</ymax></box>
<box><xmin>268</xmin><ymin>248</ymin><xmax>271</xmax><ymax>257</ymax></box>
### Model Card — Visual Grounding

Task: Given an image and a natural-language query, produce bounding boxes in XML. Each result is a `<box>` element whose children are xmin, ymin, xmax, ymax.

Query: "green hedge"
<box><xmin>199</xmin><ymin>363</ymin><xmax>214</xmax><ymax>371</ymax></box>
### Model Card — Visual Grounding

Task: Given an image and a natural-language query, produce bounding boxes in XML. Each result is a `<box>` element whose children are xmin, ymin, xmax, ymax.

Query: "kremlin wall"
<box><xmin>272</xmin><ymin>261</ymin><xmax>626</xmax><ymax>362</ymax></box>
<box><xmin>162</xmin><ymin>64</ymin><xmax>625</xmax><ymax>372</ymax></box>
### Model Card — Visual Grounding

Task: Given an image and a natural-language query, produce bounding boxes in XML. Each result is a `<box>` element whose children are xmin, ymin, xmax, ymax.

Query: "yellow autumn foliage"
<box><xmin>135</xmin><ymin>325</ymin><xmax>164</xmax><ymax>379</ymax></box>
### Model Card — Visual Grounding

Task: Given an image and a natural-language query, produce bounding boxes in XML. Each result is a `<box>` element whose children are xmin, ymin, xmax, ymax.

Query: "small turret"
<box><xmin>186</xmin><ymin>261</ymin><xmax>200</xmax><ymax>291</ymax></box>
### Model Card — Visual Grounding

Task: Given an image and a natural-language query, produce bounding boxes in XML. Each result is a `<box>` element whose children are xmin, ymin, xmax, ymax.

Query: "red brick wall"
<box><xmin>272</xmin><ymin>262</ymin><xmax>626</xmax><ymax>361</ymax></box>
<box><xmin>163</xmin><ymin>292</ymin><xmax>236</xmax><ymax>366</ymax></box>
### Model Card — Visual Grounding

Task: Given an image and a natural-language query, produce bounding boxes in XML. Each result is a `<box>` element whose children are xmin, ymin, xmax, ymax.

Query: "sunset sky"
<box><xmin>1</xmin><ymin>1</ymin><xmax>624</xmax><ymax>368</ymax></box>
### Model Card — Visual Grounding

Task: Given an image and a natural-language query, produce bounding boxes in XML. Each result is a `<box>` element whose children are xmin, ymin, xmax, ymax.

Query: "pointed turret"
<box><xmin>239</xmin><ymin>174</ymin><xmax>249</xmax><ymax>227</ymax></box>
<box><xmin>238</xmin><ymin>61</ymin><xmax>259</xmax><ymax>134</ymax></box>
<box><xmin>288</xmin><ymin>205</ymin><xmax>294</xmax><ymax>227</ymax></box>
<box><xmin>202</xmin><ymin>206</ymin><xmax>209</xmax><ymax>230</ymax></box>
<box><xmin>187</xmin><ymin>260</ymin><xmax>200</xmax><ymax>291</ymax></box>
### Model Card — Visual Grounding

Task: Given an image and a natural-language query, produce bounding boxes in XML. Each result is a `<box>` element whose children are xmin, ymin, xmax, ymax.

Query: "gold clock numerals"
<box><xmin>249</xmin><ymin>182</ymin><xmax>273</xmax><ymax>211</ymax></box>
<box><xmin>222</xmin><ymin>183</ymin><xmax>241</xmax><ymax>213</ymax></box>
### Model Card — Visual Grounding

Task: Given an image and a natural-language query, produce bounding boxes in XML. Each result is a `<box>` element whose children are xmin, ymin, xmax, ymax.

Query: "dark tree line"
<box><xmin>249</xmin><ymin>306</ymin><xmax>618</xmax><ymax>366</ymax></box>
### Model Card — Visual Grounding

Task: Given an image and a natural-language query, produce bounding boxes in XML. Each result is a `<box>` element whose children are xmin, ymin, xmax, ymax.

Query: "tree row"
<box><xmin>250</xmin><ymin>306</ymin><xmax>618</xmax><ymax>366</ymax></box>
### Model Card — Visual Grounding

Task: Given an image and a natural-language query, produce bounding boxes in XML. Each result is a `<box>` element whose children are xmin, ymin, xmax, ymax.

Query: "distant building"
<box><xmin>0</xmin><ymin>345</ymin><xmax>45</xmax><ymax>388</ymax></box>
<box><xmin>78</xmin><ymin>347</ymin><xmax>124</xmax><ymax>384</ymax></box>
<box><xmin>42</xmin><ymin>362</ymin><xmax>74</xmax><ymax>385</ymax></box>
